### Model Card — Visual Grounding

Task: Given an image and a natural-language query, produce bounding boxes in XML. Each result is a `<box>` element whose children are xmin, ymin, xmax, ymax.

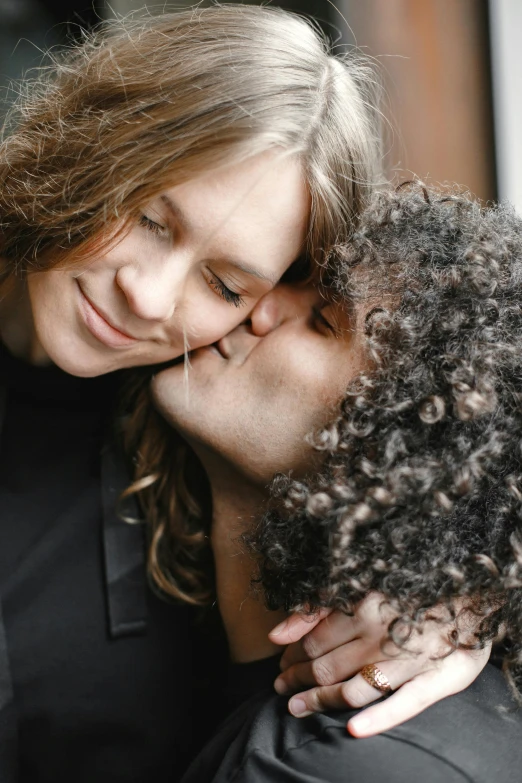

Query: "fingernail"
<box><xmin>289</xmin><ymin>698</ymin><xmax>312</xmax><ymax>718</ymax></box>
<box><xmin>348</xmin><ymin>716</ymin><xmax>370</xmax><ymax>735</ymax></box>
<box><xmin>270</xmin><ymin>619</ymin><xmax>287</xmax><ymax>637</ymax></box>
<box><xmin>274</xmin><ymin>677</ymin><xmax>290</xmax><ymax>695</ymax></box>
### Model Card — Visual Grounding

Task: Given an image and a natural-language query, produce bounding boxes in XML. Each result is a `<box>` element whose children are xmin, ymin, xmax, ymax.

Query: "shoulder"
<box><xmin>183</xmin><ymin>665</ymin><xmax>522</xmax><ymax>783</ymax></box>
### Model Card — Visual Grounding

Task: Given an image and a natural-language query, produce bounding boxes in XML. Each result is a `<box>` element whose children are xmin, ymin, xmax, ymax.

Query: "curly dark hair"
<box><xmin>252</xmin><ymin>184</ymin><xmax>522</xmax><ymax>692</ymax></box>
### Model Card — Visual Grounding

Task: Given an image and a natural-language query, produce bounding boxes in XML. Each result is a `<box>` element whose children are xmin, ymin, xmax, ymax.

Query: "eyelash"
<box><xmin>139</xmin><ymin>214</ymin><xmax>166</xmax><ymax>236</ymax></box>
<box><xmin>209</xmin><ymin>274</ymin><xmax>245</xmax><ymax>308</ymax></box>
<box><xmin>140</xmin><ymin>214</ymin><xmax>245</xmax><ymax>308</ymax></box>
<box><xmin>312</xmin><ymin>307</ymin><xmax>335</xmax><ymax>334</ymax></box>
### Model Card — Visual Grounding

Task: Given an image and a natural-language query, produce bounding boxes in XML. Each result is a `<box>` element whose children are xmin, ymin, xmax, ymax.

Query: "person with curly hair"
<box><xmin>151</xmin><ymin>185</ymin><xmax>522</xmax><ymax>781</ymax></box>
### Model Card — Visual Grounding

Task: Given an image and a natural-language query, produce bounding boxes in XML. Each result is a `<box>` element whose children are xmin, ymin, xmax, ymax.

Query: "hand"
<box><xmin>268</xmin><ymin>594</ymin><xmax>492</xmax><ymax>737</ymax></box>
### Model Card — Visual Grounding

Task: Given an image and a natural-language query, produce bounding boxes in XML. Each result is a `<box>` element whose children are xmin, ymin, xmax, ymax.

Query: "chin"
<box><xmin>150</xmin><ymin>366</ymin><xmax>187</xmax><ymax>424</ymax></box>
<box><xmin>41</xmin><ymin>340</ymin><xmax>116</xmax><ymax>378</ymax></box>
<box><xmin>53</xmin><ymin>356</ymin><xmax>113</xmax><ymax>378</ymax></box>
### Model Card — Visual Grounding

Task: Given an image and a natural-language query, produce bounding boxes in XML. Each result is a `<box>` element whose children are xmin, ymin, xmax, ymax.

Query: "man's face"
<box><xmin>152</xmin><ymin>284</ymin><xmax>368</xmax><ymax>485</ymax></box>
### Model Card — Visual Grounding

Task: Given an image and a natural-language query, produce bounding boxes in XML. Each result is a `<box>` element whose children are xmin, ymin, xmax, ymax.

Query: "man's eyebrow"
<box><xmin>160</xmin><ymin>193</ymin><xmax>279</xmax><ymax>285</ymax></box>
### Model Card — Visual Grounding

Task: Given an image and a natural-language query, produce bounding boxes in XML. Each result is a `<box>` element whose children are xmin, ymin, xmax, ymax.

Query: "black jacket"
<box><xmin>182</xmin><ymin>664</ymin><xmax>522</xmax><ymax>783</ymax></box>
<box><xmin>0</xmin><ymin>359</ymin><xmax>226</xmax><ymax>783</ymax></box>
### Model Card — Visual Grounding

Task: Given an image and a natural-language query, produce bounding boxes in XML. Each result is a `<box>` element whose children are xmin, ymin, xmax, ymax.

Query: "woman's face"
<box><xmin>152</xmin><ymin>284</ymin><xmax>369</xmax><ymax>485</ymax></box>
<box><xmin>26</xmin><ymin>153</ymin><xmax>309</xmax><ymax>376</ymax></box>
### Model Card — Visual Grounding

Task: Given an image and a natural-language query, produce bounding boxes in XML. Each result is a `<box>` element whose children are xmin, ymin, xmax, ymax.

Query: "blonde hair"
<box><xmin>0</xmin><ymin>4</ymin><xmax>380</xmax><ymax>274</ymax></box>
<box><xmin>0</xmin><ymin>4</ymin><xmax>383</xmax><ymax>603</ymax></box>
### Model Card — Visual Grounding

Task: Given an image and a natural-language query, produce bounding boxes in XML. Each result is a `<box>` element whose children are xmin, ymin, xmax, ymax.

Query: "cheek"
<box><xmin>28</xmin><ymin>271</ymin><xmax>72</xmax><ymax>323</ymax></box>
<box><xmin>259</xmin><ymin>344</ymin><xmax>357</xmax><ymax>430</ymax></box>
<box><xmin>182</xmin><ymin>297</ymin><xmax>249</xmax><ymax>349</ymax></box>
<box><xmin>236</xmin><ymin>357</ymin><xmax>340</xmax><ymax>475</ymax></box>
<box><xmin>260</xmin><ymin>350</ymin><xmax>343</xmax><ymax>414</ymax></box>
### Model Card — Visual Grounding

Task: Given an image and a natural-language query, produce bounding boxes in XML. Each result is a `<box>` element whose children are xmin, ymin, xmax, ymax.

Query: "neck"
<box><xmin>207</xmin><ymin>462</ymin><xmax>285</xmax><ymax>663</ymax></box>
<box><xmin>0</xmin><ymin>276</ymin><xmax>48</xmax><ymax>364</ymax></box>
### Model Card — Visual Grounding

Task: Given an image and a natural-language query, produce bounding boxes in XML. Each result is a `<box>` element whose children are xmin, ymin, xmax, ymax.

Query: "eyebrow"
<box><xmin>160</xmin><ymin>193</ymin><xmax>279</xmax><ymax>285</ymax></box>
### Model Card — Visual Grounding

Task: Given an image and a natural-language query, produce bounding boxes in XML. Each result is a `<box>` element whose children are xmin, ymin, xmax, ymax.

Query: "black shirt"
<box><xmin>0</xmin><ymin>344</ymin><xmax>227</xmax><ymax>782</ymax></box>
<box><xmin>182</xmin><ymin>663</ymin><xmax>522</xmax><ymax>783</ymax></box>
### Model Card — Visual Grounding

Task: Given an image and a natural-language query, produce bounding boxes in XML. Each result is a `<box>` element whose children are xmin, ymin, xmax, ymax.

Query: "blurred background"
<box><xmin>0</xmin><ymin>0</ymin><xmax>520</xmax><ymax>210</ymax></box>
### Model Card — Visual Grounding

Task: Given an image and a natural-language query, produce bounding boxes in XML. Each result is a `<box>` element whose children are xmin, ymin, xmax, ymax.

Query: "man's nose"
<box><xmin>115</xmin><ymin>261</ymin><xmax>181</xmax><ymax>322</ymax></box>
<box><xmin>250</xmin><ymin>285</ymin><xmax>317</xmax><ymax>336</ymax></box>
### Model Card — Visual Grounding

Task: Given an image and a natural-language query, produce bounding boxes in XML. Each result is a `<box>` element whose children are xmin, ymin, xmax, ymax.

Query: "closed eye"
<box><xmin>312</xmin><ymin>306</ymin><xmax>336</xmax><ymax>335</ymax></box>
<box><xmin>139</xmin><ymin>214</ymin><xmax>167</xmax><ymax>236</ymax></box>
<box><xmin>209</xmin><ymin>273</ymin><xmax>245</xmax><ymax>308</ymax></box>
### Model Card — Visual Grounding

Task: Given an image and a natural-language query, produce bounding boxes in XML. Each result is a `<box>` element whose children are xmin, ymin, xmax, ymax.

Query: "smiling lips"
<box><xmin>77</xmin><ymin>283</ymin><xmax>140</xmax><ymax>349</ymax></box>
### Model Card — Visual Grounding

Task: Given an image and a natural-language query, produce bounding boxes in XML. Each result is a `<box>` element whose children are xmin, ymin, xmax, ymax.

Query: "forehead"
<box><xmin>163</xmin><ymin>153</ymin><xmax>310</xmax><ymax>265</ymax></box>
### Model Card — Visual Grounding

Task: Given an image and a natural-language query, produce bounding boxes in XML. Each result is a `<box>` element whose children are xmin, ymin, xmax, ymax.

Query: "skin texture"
<box><xmin>153</xmin><ymin>284</ymin><xmax>368</xmax><ymax>665</ymax></box>
<box><xmin>1</xmin><ymin>152</ymin><xmax>309</xmax><ymax>376</ymax></box>
<box><xmin>153</xmin><ymin>280</ymin><xmax>490</xmax><ymax>737</ymax></box>
<box><xmin>152</xmin><ymin>284</ymin><xmax>366</xmax><ymax>484</ymax></box>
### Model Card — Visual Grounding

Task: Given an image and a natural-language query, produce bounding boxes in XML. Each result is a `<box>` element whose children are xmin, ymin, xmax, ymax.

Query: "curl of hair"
<box><xmin>118</xmin><ymin>369</ymin><xmax>213</xmax><ymax>605</ymax></box>
<box><xmin>250</xmin><ymin>185</ymin><xmax>522</xmax><ymax>694</ymax></box>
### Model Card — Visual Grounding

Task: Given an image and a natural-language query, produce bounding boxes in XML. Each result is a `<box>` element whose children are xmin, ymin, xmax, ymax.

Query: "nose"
<box><xmin>115</xmin><ymin>262</ymin><xmax>179</xmax><ymax>322</ymax></box>
<box><xmin>250</xmin><ymin>284</ymin><xmax>318</xmax><ymax>336</ymax></box>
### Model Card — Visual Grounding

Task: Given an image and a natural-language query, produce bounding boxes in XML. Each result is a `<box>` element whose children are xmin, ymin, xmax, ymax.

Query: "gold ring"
<box><xmin>360</xmin><ymin>663</ymin><xmax>393</xmax><ymax>694</ymax></box>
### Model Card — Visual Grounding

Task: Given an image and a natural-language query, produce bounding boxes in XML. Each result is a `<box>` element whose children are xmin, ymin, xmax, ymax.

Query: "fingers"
<box><xmin>287</xmin><ymin>659</ymin><xmax>405</xmax><ymax>716</ymax></box>
<box><xmin>276</xmin><ymin>597</ymin><xmax>400</xmax><ymax>674</ymax></box>
<box><xmin>288</xmin><ymin>682</ymin><xmax>354</xmax><ymax>718</ymax></box>
<box><xmin>269</xmin><ymin>608</ymin><xmax>332</xmax><ymax>646</ymax></box>
<box><xmin>347</xmin><ymin>675</ymin><xmax>442</xmax><ymax>737</ymax></box>
<box><xmin>277</xmin><ymin>640</ymin><xmax>308</xmax><ymax>670</ymax></box>
<box><xmin>279</xmin><ymin>609</ymin><xmax>360</xmax><ymax>670</ymax></box>
<box><xmin>286</xmin><ymin>645</ymin><xmax>491</xmax><ymax>739</ymax></box>
<box><xmin>275</xmin><ymin>638</ymin><xmax>376</xmax><ymax>694</ymax></box>
<box><xmin>347</xmin><ymin>651</ymin><xmax>487</xmax><ymax>737</ymax></box>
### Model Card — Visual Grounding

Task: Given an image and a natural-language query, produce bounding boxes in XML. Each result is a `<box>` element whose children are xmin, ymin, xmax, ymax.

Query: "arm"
<box><xmin>208</xmin><ymin>469</ymin><xmax>491</xmax><ymax>737</ymax></box>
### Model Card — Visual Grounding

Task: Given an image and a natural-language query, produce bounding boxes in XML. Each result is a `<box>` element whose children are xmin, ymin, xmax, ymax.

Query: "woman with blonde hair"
<box><xmin>0</xmin><ymin>5</ymin><xmax>382</xmax><ymax>781</ymax></box>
